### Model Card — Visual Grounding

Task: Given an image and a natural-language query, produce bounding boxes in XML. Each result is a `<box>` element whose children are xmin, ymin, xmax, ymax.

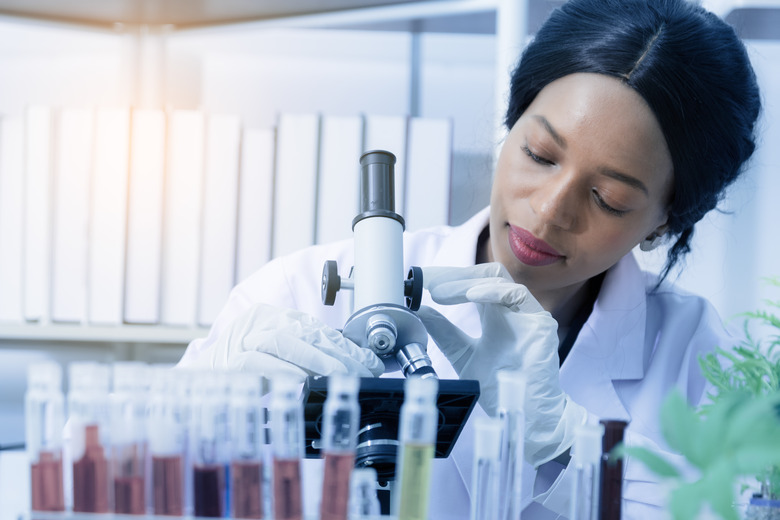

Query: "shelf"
<box><xmin>0</xmin><ymin>0</ymin><xmax>494</xmax><ymax>30</ymax></box>
<box><xmin>0</xmin><ymin>323</ymin><xmax>208</xmax><ymax>344</ymax></box>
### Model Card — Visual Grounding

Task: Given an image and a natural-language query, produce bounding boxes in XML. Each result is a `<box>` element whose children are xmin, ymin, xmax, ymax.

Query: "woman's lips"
<box><xmin>508</xmin><ymin>225</ymin><xmax>564</xmax><ymax>267</ymax></box>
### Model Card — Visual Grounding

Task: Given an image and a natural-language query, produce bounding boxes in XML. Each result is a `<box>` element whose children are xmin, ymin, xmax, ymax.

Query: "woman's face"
<box><xmin>488</xmin><ymin>73</ymin><xmax>673</xmax><ymax>309</ymax></box>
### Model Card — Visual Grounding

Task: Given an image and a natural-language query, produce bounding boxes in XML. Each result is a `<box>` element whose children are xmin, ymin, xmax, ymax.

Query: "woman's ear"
<box><xmin>640</xmin><ymin>224</ymin><xmax>669</xmax><ymax>252</ymax></box>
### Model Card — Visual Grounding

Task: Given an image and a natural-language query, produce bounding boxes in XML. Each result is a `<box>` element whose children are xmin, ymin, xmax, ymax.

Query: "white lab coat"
<box><xmin>180</xmin><ymin>207</ymin><xmax>735</xmax><ymax>519</ymax></box>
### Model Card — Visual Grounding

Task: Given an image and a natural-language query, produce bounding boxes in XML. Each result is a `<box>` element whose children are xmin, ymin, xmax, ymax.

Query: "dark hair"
<box><xmin>505</xmin><ymin>0</ymin><xmax>761</xmax><ymax>280</ymax></box>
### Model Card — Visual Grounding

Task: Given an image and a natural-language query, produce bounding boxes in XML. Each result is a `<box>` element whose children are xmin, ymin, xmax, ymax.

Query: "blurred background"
<box><xmin>0</xmin><ymin>0</ymin><xmax>777</xmax><ymax>452</ymax></box>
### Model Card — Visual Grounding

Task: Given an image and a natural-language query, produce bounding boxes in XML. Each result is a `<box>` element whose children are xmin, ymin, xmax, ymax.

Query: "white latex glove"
<box><xmin>191</xmin><ymin>303</ymin><xmax>384</xmax><ymax>384</ymax></box>
<box><xmin>417</xmin><ymin>263</ymin><xmax>587</xmax><ymax>466</ymax></box>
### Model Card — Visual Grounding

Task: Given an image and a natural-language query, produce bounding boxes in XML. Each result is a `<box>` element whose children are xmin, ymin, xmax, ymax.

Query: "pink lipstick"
<box><xmin>508</xmin><ymin>225</ymin><xmax>563</xmax><ymax>267</ymax></box>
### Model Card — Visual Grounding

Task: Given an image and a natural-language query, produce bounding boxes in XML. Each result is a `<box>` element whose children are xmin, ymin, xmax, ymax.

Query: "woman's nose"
<box><xmin>530</xmin><ymin>173</ymin><xmax>579</xmax><ymax>230</ymax></box>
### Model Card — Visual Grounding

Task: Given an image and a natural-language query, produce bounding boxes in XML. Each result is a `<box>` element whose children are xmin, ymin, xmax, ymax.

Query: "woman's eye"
<box><xmin>591</xmin><ymin>188</ymin><xmax>628</xmax><ymax>217</ymax></box>
<box><xmin>522</xmin><ymin>145</ymin><xmax>554</xmax><ymax>166</ymax></box>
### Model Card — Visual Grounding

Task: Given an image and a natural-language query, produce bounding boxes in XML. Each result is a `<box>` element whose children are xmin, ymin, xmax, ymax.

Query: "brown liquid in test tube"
<box><xmin>113</xmin><ymin>444</ymin><xmax>146</xmax><ymax>515</ymax></box>
<box><xmin>273</xmin><ymin>458</ymin><xmax>303</xmax><ymax>520</ymax></box>
<box><xmin>152</xmin><ymin>455</ymin><xmax>184</xmax><ymax>516</ymax></box>
<box><xmin>232</xmin><ymin>460</ymin><xmax>264</xmax><ymax>519</ymax></box>
<box><xmin>72</xmin><ymin>424</ymin><xmax>109</xmax><ymax>513</ymax></box>
<box><xmin>31</xmin><ymin>451</ymin><xmax>65</xmax><ymax>511</ymax></box>
<box><xmin>320</xmin><ymin>452</ymin><xmax>356</xmax><ymax>520</ymax></box>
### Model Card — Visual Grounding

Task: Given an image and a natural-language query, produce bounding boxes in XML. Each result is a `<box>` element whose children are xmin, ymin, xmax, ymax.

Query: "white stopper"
<box><xmin>404</xmin><ymin>375</ymin><xmax>438</xmax><ymax>405</ymax></box>
<box><xmin>327</xmin><ymin>372</ymin><xmax>360</xmax><ymax>398</ymax></box>
<box><xmin>572</xmin><ymin>423</ymin><xmax>605</xmax><ymax>466</ymax></box>
<box><xmin>69</xmin><ymin>361</ymin><xmax>110</xmax><ymax>393</ymax></box>
<box><xmin>497</xmin><ymin>369</ymin><xmax>526</xmax><ymax>412</ymax></box>
<box><xmin>474</xmin><ymin>416</ymin><xmax>503</xmax><ymax>461</ymax></box>
<box><xmin>27</xmin><ymin>361</ymin><xmax>62</xmax><ymax>393</ymax></box>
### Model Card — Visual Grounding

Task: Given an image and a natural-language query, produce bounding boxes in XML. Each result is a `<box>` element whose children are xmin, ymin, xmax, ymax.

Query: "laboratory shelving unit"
<box><xmin>0</xmin><ymin>0</ymin><xmax>775</xmax><ymax>354</ymax></box>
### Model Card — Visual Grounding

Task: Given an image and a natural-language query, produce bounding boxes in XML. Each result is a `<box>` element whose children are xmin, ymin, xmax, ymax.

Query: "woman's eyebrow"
<box><xmin>532</xmin><ymin>115</ymin><xmax>567</xmax><ymax>149</ymax></box>
<box><xmin>600</xmin><ymin>168</ymin><xmax>649</xmax><ymax>196</ymax></box>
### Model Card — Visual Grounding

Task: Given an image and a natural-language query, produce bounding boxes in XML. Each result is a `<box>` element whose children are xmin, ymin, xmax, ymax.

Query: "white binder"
<box><xmin>0</xmin><ymin>116</ymin><xmax>25</xmax><ymax>323</ymax></box>
<box><xmin>198</xmin><ymin>114</ymin><xmax>241</xmax><ymax>326</ymax></box>
<box><xmin>88</xmin><ymin>108</ymin><xmax>130</xmax><ymax>325</ymax></box>
<box><xmin>316</xmin><ymin>115</ymin><xmax>363</xmax><ymax>244</ymax></box>
<box><xmin>236</xmin><ymin>128</ymin><xmax>275</xmax><ymax>283</ymax></box>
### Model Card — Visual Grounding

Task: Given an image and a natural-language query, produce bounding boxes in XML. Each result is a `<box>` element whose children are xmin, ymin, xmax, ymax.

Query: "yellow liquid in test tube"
<box><xmin>397</xmin><ymin>442</ymin><xmax>435</xmax><ymax>520</ymax></box>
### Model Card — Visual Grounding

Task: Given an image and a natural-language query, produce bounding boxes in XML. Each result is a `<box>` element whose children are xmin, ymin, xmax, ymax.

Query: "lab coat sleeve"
<box><xmin>177</xmin><ymin>255</ymin><xmax>301</xmax><ymax>367</ymax></box>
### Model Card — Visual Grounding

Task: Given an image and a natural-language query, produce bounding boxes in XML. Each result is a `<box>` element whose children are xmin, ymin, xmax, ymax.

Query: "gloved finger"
<box><xmin>254</xmin><ymin>332</ymin><xmax>379</xmax><ymax>379</ymax></box>
<box><xmin>302</xmin><ymin>323</ymin><xmax>385</xmax><ymax>378</ymax></box>
<box><xmin>427</xmin><ymin>276</ymin><xmax>514</xmax><ymax>306</ymax></box>
<box><xmin>416</xmin><ymin>306</ymin><xmax>475</xmax><ymax>369</ymax></box>
<box><xmin>227</xmin><ymin>351</ymin><xmax>309</xmax><ymax>384</ymax></box>
<box><xmin>465</xmin><ymin>281</ymin><xmax>546</xmax><ymax>314</ymax></box>
<box><xmin>234</xmin><ymin>304</ymin><xmax>384</xmax><ymax>378</ymax></box>
<box><xmin>423</xmin><ymin>263</ymin><xmax>513</xmax><ymax>289</ymax></box>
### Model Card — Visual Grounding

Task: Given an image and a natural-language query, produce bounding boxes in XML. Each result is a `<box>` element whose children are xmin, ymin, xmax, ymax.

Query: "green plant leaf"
<box><xmin>660</xmin><ymin>391</ymin><xmax>705</xmax><ymax>467</ymax></box>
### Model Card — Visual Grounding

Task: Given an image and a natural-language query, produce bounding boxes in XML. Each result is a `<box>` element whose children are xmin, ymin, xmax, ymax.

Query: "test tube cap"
<box><xmin>68</xmin><ymin>361</ymin><xmax>110</xmax><ymax>393</ymax></box>
<box><xmin>404</xmin><ymin>375</ymin><xmax>439</xmax><ymax>404</ymax></box>
<box><xmin>497</xmin><ymin>369</ymin><xmax>526</xmax><ymax>412</ymax></box>
<box><xmin>112</xmin><ymin>361</ymin><xmax>149</xmax><ymax>392</ymax></box>
<box><xmin>572</xmin><ymin>423</ymin><xmax>605</xmax><ymax>465</ymax></box>
<box><xmin>474</xmin><ymin>416</ymin><xmax>503</xmax><ymax>461</ymax></box>
<box><xmin>327</xmin><ymin>372</ymin><xmax>360</xmax><ymax>398</ymax></box>
<box><xmin>230</xmin><ymin>371</ymin><xmax>263</xmax><ymax>398</ymax></box>
<box><xmin>27</xmin><ymin>361</ymin><xmax>63</xmax><ymax>392</ymax></box>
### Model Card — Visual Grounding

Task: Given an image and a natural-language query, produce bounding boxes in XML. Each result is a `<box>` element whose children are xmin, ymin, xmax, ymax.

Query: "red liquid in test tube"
<box><xmin>114</xmin><ymin>475</ymin><xmax>145</xmax><ymax>515</ymax></box>
<box><xmin>320</xmin><ymin>452</ymin><xmax>356</xmax><ymax>520</ymax></box>
<box><xmin>30</xmin><ymin>451</ymin><xmax>64</xmax><ymax>511</ymax></box>
<box><xmin>72</xmin><ymin>424</ymin><xmax>109</xmax><ymax>513</ymax></box>
<box><xmin>152</xmin><ymin>455</ymin><xmax>184</xmax><ymax>516</ymax></box>
<box><xmin>232</xmin><ymin>460</ymin><xmax>264</xmax><ymax>519</ymax></box>
<box><xmin>273</xmin><ymin>458</ymin><xmax>303</xmax><ymax>520</ymax></box>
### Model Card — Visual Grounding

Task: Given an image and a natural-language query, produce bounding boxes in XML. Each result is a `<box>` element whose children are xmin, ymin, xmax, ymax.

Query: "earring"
<box><xmin>640</xmin><ymin>234</ymin><xmax>663</xmax><ymax>252</ymax></box>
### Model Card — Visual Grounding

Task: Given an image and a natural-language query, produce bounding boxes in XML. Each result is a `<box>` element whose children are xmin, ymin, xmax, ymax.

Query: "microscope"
<box><xmin>302</xmin><ymin>150</ymin><xmax>479</xmax><ymax>511</ymax></box>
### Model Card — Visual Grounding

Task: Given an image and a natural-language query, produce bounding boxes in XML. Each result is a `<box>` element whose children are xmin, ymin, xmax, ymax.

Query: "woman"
<box><xmin>179</xmin><ymin>0</ymin><xmax>761</xmax><ymax>517</ymax></box>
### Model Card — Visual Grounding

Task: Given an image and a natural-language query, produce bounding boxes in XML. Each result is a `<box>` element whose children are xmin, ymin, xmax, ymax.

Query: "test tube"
<box><xmin>110</xmin><ymin>362</ymin><xmax>149</xmax><ymax>515</ymax></box>
<box><xmin>26</xmin><ymin>361</ymin><xmax>65</xmax><ymax>512</ymax></box>
<box><xmin>599</xmin><ymin>419</ymin><xmax>628</xmax><ymax>520</ymax></box>
<box><xmin>68</xmin><ymin>361</ymin><xmax>112</xmax><ymax>513</ymax></box>
<box><xmin>348</xmin><ymin>468</ymin><xmax>381</xmax><ymax>519</ymax></box>
<box><xmin>393</xmin><ymin>376</ymin><xmax>439</xmax><ymax>520</ymax></box>
<box><xmin>190</xmin><ymin>370</ymin><xmax>231</xmax><ymax>518</ymax></box>
<box><xmin>570</xmin><ymin>423</ymin><xmax>605</xmax><ymax>520</ymax></box>
<box><xmin>270</xmin><ymin>376</ymin><xmax>305</xmax><ymax>520</ymax></box>
<box><xmin>496</xmin><ymin>369</ymin><xmax>525</xmax><ymax>520</ymax></box>
<box><xmin>471</xmin><ymin>417</ymin><xmax>502</xmax><ymax>520</ymax></box>
<box><xmin>230</xmin><ymin>372</ymin><xmax>265</xmax><ymax>520</ymax></box>
<box><xmin>147</xmin><ymin>366</ymin><xmax>187</xmax><ymax>516</ymax></box>
<box><xmin>319</xmin><ymin>374</ymin><xmax>360</xmax><ymax>520</ymax></box>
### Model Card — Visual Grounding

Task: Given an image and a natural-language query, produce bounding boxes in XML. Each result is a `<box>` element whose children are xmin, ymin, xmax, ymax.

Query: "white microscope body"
<box><xmin>321</xmin><ymin>150</ymin><xmax>435</xmax><ymax>378</ymax></box>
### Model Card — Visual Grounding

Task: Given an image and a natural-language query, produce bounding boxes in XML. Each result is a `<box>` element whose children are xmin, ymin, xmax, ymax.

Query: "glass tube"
<box><xmin>496</xmin><ymin>369</ymin><xmax>525</xmax><ymax>520</ymax></box>
<box><xmin>393</xmin><ymin>376</ymin><xmax>439</xmax><ymax>520</ymax></box>
<box><xmin>471</xmin><ymin>416</ymin><xmax>502</xmax><ymax>520</ymax></box>
<box><xmin>190</xmin><ymin>370</ymin><xmax>231</xmax><ymax>518</ymax></box>
<box><xmin>230</xmin><ymin>372</ymin><xmax>265</xmax><ymax>520</ymax></box>
<box><xmin>348</xmin><ymin>467</ymin><xmax>381</xmax><ymax>518</ymax></box>
<box><xmin>319</xmin><ymin>374</ymin><xmax>360</xmax><ymax>520</ymax></box>
<box><xmin>570</xmin><ymin>423</ymin><xmax>604</xmax><ymax>520</ymax></box>
<box><xmin>26</xmin><ymin>361</ymin><xmax>65</xmax><ymax>512</ymax></box>
<box><xmin>110</xmin><ymin>361</ymin><xmax>149</xmax><ymax>515</ymax></box>
<box><xmin>68</xmin><ymin>361</ymin><xmax>111</xmax><ymax>513</ymax></box>
<box><xmin>599</xmin><ymin>420</ymin><xmax>628</xmax><ymax>520</ymax></box>
<box><xmin>147</xmin><ymin>366</ymin><xmax>187</xmax><ymax>516</ymax></box>
<box><xmin>270</xmin><ymin>376</ymin><xmax>305</xmax><ymax>520</ymax></box>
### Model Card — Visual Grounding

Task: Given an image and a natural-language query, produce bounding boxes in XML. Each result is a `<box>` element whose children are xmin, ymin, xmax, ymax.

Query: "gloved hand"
<box><xmin>191</xmin><ymin>303</ymin><xmax>385</xmax><ymax>384</ymax></box>
<box><xmin>417</xmin><ymin>263</ymin><xmax>587</xmax><ymax>466</ymax></box>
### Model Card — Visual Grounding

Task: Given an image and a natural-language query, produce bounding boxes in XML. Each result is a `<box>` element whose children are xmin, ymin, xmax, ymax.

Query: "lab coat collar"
<box><xmin>430</xmin><ymin>207</ymin><xmax>490</xmax><ymax>268</ymax></box>
<box><xmin>560</xmin><ymin>253</ymin><xmax>650</xmax><ymax>421</ymax></box>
